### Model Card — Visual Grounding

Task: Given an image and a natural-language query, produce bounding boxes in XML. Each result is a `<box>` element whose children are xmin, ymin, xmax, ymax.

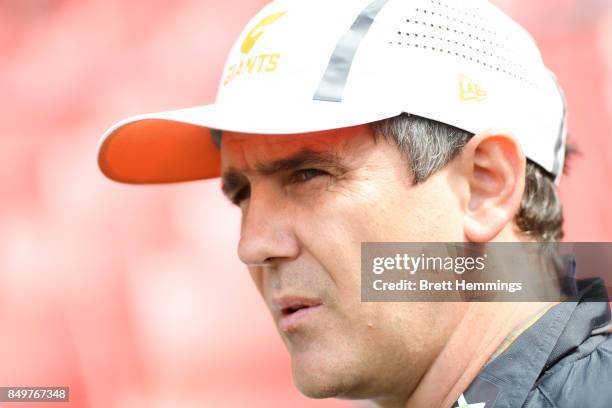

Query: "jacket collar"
<box><xmin>454</xmin><ymin>277</ymin><xmax>610</xmax><ymax>408</ymax></box>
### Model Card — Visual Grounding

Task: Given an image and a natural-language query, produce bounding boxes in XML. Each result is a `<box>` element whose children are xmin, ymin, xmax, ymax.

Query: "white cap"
<box><xmin>97</xmin><ymin>0</ymin><xmax>567</xmax><ymax>184</ymax></box>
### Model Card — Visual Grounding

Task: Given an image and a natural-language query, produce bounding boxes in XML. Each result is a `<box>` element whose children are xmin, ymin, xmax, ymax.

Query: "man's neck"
<box><xmin>379</xmin><ymin>302</ymin><xmax>555</xmax><ymax>408</ymax></box>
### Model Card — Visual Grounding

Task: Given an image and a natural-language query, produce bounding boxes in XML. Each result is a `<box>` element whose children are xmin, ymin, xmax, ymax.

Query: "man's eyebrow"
<box><xmin>255</xmin><ymin>148</ymin><xmax>344</xmax><ymax>175</ymax></box>
<box><xmin>221</xmin><ymin>148</ymin><xmax>346</xmax><ymax>198</ymax></box>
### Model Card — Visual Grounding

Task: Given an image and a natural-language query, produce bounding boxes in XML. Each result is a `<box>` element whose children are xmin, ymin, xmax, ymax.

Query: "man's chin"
<box><xmin>294</xmin><ymin>380</ymin><xmax>343</xmax><ymax>400</ymax></box>
<box><xmin>290</xmin><ymin>352</ymin><xmax>363</xmax><ymax>400</ymax></box>
<box><xmin>293</xmin><ymin>371</ymin><xmax>350</xmax><ymax>400</ymax></box>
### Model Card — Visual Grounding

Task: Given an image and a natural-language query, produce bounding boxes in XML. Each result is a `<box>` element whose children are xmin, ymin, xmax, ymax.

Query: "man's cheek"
<box><xmin>301</xmin><ymin>222</ymin><xmax>362</xmax><ymax>284</ymax></box>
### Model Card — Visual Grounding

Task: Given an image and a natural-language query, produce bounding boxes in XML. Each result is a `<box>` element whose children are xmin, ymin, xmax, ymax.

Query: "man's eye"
<box><xmin>291</xmin><ymin>168</ymin><xmax>328</xmax><ymax>183</ymax></box>
<box><xmin>232</xmin><ymin>185</ymin><xmax>251</xmax><ymax>205</ymax></box>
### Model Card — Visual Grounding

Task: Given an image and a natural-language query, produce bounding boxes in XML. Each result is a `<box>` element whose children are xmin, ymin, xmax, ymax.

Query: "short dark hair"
<box><xmin>370</xmin><ymin>114</ymin><xmax>575</xmax><ymax>242</ymax></box>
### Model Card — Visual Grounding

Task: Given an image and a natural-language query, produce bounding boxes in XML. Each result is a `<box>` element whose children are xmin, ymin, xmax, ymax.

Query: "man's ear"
<box><xmin>459</xmin><ymin>132</ymin><xmax>526</xmax><ymax>242</ymax></box>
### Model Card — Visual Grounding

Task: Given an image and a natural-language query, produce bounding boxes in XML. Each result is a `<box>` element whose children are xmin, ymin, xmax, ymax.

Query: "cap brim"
<box><xmin>97</xmin><ymin>101</ymin><xmax>401</xmax><ymax>184</ymax></box>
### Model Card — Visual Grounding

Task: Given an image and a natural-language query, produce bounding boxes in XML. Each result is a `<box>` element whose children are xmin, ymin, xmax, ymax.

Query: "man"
<box><xmin>96</xmin><ymin>0</ymin><xmax>612</xmax><ymax>407</ymax></box>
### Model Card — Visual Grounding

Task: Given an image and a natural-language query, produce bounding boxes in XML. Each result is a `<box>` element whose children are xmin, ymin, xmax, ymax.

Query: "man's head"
<box><xmin>97</xmin><ymin>0</ymin><xmax>568</xmax><ymax>188</ymax></box>
<box><xmin>96</xmin><ymin>0</ymin><xmax>572</xmax><ymax>404</ymax></box>
<box><xmin>217</xmin><ymin>111</ymin><xmax>560</xmax><ymax>399</ymax></box>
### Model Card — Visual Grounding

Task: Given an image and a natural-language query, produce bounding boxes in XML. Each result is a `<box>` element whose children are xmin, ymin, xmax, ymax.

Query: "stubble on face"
<box><xmin>221</xmin><ymin>126</ymin><xmax>466</xmax><ymax>402</ymax></box>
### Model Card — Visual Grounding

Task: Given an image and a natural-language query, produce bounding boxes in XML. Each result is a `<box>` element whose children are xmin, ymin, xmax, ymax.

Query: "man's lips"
<box><xmin>272</xmin><ymin>296</ymin><xmax>323</xmax><ymax>332</ymax></box>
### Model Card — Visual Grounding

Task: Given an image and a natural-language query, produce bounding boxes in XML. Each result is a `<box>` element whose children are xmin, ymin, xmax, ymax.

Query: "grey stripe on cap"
<box><xmin>313</xmin><ymin>0</ymin><xmax>390</xmax><ymax>102</ymax></box>
<box><xmin>551</xmin><ymin>74</ymin><xmax>567</xmax><ymax>181</ymax></box>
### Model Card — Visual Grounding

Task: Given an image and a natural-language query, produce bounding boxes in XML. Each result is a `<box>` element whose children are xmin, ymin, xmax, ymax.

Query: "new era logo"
<box><xmin>459</xmin><ymin>74</ymin><xmax>487</xmax><ymax>102</ymax></box>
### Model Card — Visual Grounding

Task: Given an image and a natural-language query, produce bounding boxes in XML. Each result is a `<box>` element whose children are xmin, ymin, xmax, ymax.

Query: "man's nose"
<box><xmin>237</xmin><ymin>187</ymin><xmax>299</xmax><ymax>266</ymax></box>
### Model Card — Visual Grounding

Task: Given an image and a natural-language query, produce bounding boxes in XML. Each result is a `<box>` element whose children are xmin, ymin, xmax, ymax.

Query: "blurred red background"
<box><xmin>1</xmin><ymin>0</ymin><xmax>611</xmax><ymax>407</ymax></box>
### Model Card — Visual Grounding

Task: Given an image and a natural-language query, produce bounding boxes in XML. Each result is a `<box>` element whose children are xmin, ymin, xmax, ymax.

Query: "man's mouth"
<box><xmin>273</xmin><ymin>296</ymin><xmax>323</xmax><ymax>333</ymax></box>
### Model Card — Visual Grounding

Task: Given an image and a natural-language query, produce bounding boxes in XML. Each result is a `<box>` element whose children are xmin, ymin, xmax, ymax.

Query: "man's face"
<box><xmin>220</xmin><ymin>125</ymin><xmax>467</xmax><ymax>401</ymax></box>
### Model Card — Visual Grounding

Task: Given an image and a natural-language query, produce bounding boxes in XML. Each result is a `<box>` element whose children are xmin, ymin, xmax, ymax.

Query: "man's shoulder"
<box><xmin>526</xmin><ymin>332</ymin><xmax>612</xmax><ymax>408</ymax></box>
<box><xmin>461</xmin><ymin>279</ymin><xmax>611</xmax><ymax>408</ymax></box>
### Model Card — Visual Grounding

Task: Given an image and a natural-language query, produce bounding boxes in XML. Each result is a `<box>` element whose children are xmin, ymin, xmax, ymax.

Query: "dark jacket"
<box><xmin>454</xmin><ymin>278</ymin><xmax>612</xmax><ymax>408</ymax></box>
